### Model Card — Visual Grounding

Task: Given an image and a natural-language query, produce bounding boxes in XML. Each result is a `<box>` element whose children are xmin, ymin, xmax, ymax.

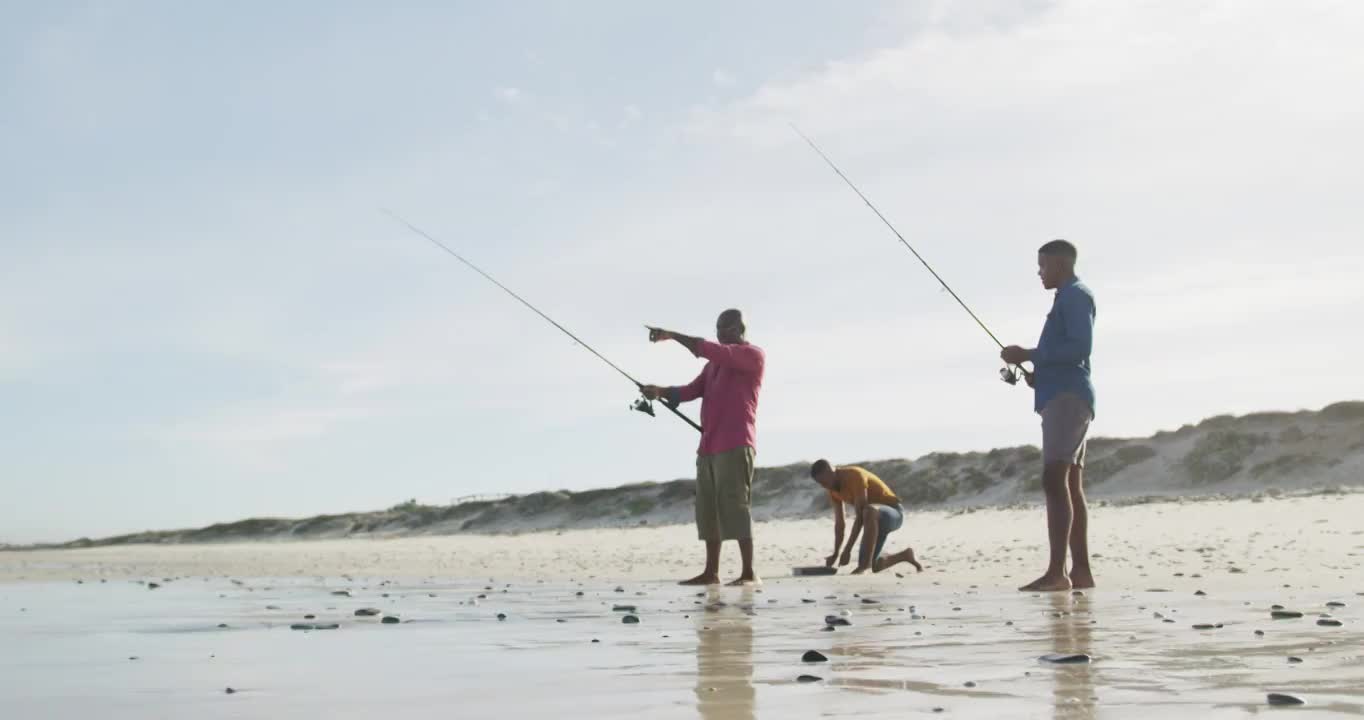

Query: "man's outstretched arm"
<box><xmin>826</xmin><ymin>499</ymin><xmax>846</xmax><ymax>567</ymax></box>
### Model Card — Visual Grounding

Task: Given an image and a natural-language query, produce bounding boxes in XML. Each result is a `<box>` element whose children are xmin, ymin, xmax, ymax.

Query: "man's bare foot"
<box><xmin>850</xmin><ymin>566</ymin><xmax>869</xmax><ymax>575</ymax></box>
<box><xmin>679</xmin><ymin>573</ymin><xmax>720</xmax><ymax>586</ymax></box>
<box><xmin>726</xmin><ymin>574</ymin><xmax>760</xmax><ymax>587</ymax></box>
<box><xmin>1018</xmin><ymin>573</ymin><xmax>1072</xmax><ymax>592</ymax></box>
<box><xmin>906</xmin><ymin>548</ymin><xmax>923</xmax><ymax>573</ymax></box>
<box><xmin>1070</xmin><ymin>569</ymin><xmax>1095</xmax><ymax>590</ymax></box>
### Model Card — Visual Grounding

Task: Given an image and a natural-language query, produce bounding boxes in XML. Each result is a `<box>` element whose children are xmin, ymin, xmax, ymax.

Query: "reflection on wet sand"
<box><xmin>694</xmin><ymin>589</ymin><xmax>755</xmax><ymax>720</ymax></box>
<box><xmin>1048</xmin><ymin>593</ymin><xmax>1096</xmax><ymax>720</ymax></box>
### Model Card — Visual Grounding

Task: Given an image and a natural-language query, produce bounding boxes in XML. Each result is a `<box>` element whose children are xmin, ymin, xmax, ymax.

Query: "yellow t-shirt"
<box><xmin>828</xmin><ymin>466</ymin><xmax>900</xmax><ymax>507</ymax></box>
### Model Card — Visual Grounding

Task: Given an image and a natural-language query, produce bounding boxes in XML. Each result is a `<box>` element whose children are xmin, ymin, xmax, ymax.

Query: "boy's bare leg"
<box><xmin>1019</xmin><ymin>463</ymin><xmax>1074</xmax><ymax>592</ymax></box>
<box><xmin>872</xmin><ymin>547</ymin><xmax>923</xmax><ymax>573</ymax></box>
<box><xmin>726</xmin><ymin>538</ymin><xmax>760</xmax><ymax>586</ymax></box>
<box><xmin>852</xmin><ymin>506</ymin><xmax>880</xmax><ymax>574</ymax></box>
<box><xmin>1067</xmin><ymin>465</ymin><xmax>1094</xmax><ymax>589</ymax></box>
<box><xmin>679</xmin><ymin>539</ymin><xmax>722</xmax><ymax>585</ymax></box>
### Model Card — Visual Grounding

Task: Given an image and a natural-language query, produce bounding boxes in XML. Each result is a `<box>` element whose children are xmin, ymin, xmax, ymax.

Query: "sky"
<box><xmin>2</xmin><ymin>0</ymin><xmax>1362</xmax><ymax>543</ymax></box>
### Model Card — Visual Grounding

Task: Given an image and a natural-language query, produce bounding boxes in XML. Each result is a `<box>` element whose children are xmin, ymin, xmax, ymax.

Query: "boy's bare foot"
<box><xmin>906</xmin><ymin>548</ymin><xmax>923</xmax><ymax>572</ymax></box>
<box><xmin>726</xmin><ymin>573</ymin><xmax>760</xmax><ymax>587</ymax></box>
<box><xmin>679</xmin><ymin>573</ymin><xmax>720</xmax><ymax>586</ymax></box>
<box><xmin>1019</xmin><ymin>573</ymin><xmax>1072</xmax><ymax>592</ymax></box>
<box><xmin>1070</xmin><ymin>569</ymin><xmax>1095</xmax><ymax>590</ymax></box>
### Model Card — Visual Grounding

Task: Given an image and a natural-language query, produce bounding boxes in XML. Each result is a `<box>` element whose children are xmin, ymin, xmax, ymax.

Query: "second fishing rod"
<box><xmin>791</xmin><ymin>125</ymin><xmax>1032</xmax><ymax>387</ymax></box>
<box><xmin>384</xmin><ymin>209</ymin><xmax>703</xmax><ymax>433</ymax></box>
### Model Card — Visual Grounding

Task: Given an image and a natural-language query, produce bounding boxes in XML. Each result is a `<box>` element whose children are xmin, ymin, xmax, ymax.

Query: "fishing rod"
<box><xmin>383</xmin><ymin>209</ymin><xmax>703</xmax><ymax>432</ymax></box>
<box><xmin>789</xmin><ymin>125</ymin><xmax>1030</xmax><ymax>386</ymax></box>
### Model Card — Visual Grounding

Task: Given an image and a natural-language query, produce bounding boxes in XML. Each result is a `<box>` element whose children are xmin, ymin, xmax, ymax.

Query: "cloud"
<box><xmin>494</xmin><ymin>86</ymin><xmax>522</xmax><ymax>103</ymax></box>
<box><xmin>620</xmin><ymin>104</ymin><xmax>642</xmax><ymax>128</ymax></box>
<box><xmin>711</xmin><ymin>68</ymin><xmax>736</xmax><ymax>87</ymax></box>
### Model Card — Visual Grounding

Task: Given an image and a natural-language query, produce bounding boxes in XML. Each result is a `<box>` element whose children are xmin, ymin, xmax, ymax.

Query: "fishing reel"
<box><xmin>1000</xmin><ymin>365</ymin><xmax>1033</xmax><ymax>387</ymax></box>
<box><xmin>631</xmin><ymin>392</ymin><xmax>682</xmax><ymax>418</ymax></box>
<box><xmin>631</xmin><ymin>396</ymin><xmax>658</xmax><ymax>417</ymax></box>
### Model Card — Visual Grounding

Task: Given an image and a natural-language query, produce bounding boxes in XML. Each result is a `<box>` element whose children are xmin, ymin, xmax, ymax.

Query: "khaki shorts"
<box><xmin>695</xmin><ymin>446</ymin><xmax>755</xmax><ymax>542</ymax></box>
<box><xmin>1042</xmin><ymin>392</ymin><xmax>1092</xmax><ymax>467</ymax></box>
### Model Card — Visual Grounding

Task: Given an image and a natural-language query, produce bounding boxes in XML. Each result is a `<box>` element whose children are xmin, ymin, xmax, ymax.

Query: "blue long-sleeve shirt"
<box><xmin>1031</xmin><ymin>277</ymin><xmax>1096</xmax><ymax>416</ymax></box>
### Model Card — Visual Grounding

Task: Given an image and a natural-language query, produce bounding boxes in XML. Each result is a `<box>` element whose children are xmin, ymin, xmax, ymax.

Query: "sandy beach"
<box><xmin>2</xmin><ymin>493</ymin><xmax>1361</xmax><ymax>718</ymax></box>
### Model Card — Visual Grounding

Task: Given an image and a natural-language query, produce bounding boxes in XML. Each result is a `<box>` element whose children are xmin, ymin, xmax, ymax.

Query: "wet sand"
<box><xmin>2</xmin><ymin>494</ymin><xmax>1361</xmax><ymax>718</ymax></box>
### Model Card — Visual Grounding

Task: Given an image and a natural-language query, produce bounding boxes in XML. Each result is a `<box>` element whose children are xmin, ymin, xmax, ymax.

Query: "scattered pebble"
<box><xmin>797</xmin><ymin>675</ymin><xmax>822</xmax><ymax>683</ymax></box>
<box><xmin>1192</xmin><ymin>623</ymin><xmax>1223</xmax><ymax>630</ymax></box>
<box><xmin>1317</xmin><ymin>619</ymin><xmax>1342</xmax><ymax>627</ymax></box>
<box><xmin>801</xmin><ymin>598</ymin><xmax>815</xmax><ymax>604</ymax></box>
<box><xmin>1272</xmin><ymin>610</ymin><xmax>1304</xmax><ymax>620</ymax></box>
<box><xmin>1194</xmin><ymin>590</ymin><xmax>1206</xmax><ymax>596</ymax></box>
<box><xmin>612</xmin><ymin>605</ymin><xmax>636</xmax><ymax>612</ymax></box>
<box><xmin>1326</xmin><ymin>601</ymin><xmax>1345</xmax><ymax>608</ymax></box>
<box><xmin>1039</xmin><ymin>653</ymin><xmax>1091</xmax><ymax>664</ymax></box>
<box><xmin>824</xmin><ymin>615</ymin><xmax>852</xmax><ymax>627</ymax></box>
<box><xmin>147</xmin><ymin>583</ymin><xmax>161</xmax><ymax>590</ymax></box>
<box><xmin>964</xmin><ymin>681</ymin><xmax>977</xmax><ymax>688</ymax></box>
<box><xmin>290</xmin><ymin>623</ymin><xmax>316</xmax><ymax>631</ymax></box>
<box><xmin>1266</xmin><ymin>693</ymin><xmax>1305</xmax><ymax>706</ymax></box>
<box><xmin>802</xmin><ymin>650</ymin><xmax>828</xmax><ymax>663</ymax></box>
<box><xmin>354</xmin><ymin>608</ymin><xmax>381</xmax><ymax>617</ymax></box>
<box><xmin>381</xmin><ymin>616</ymin><xmax>400</xmax><ymax>624</ymax></box>
<box><xmin>1288</xmin><ymin>656</ymin><xmax>1303</xmax><ymax>664</ymax></box>
<box><xmin>861</xmin><ymin>598</ymin><xmax>879</xmax><ymax>605</ymax></box>
<box><xmin>225</xmin><ymin>687</ymin><xmax>237</xmax><ymax>695</ymax></box>
<box><xmin>622</xmin><ymin>615</ymin><xmax>640</xmax><ymax>624</ymax></box>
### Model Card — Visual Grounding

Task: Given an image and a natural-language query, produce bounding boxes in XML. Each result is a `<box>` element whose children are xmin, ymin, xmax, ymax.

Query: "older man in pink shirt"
<box><xmin>643</xmin><ymin>308</ymin><xmax>765</xmax><ymax>586</ymax></box>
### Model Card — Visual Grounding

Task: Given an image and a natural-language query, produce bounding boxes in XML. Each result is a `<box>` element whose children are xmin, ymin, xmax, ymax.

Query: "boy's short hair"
<box><xmin>1038</xmin><ymin>239</ymin><xmax>1078</xmax><ymax>261</ymax></box>
<box><xmin>810</xmin><ymin>459</ymin><xmax>832</xmax><ymax>478</ymax></box>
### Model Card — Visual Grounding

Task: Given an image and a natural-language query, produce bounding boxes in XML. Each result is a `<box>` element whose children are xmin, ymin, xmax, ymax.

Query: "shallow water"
<box><xmin>1</xmin><ymin>575</ymin><xmax>1360</xmax><ymax>719</ymax></box>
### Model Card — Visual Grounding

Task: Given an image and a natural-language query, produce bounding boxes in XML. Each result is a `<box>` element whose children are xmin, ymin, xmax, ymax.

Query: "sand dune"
<box><xmin>27</xmin><ymin>400</ymin><xmax>1364</xmax><ymax>549</ymax></box>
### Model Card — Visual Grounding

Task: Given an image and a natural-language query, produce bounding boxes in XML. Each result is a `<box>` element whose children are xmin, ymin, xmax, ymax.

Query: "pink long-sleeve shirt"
<box><xmin>668</xmin><ymin>339</ymin><xmax>765</xmax><ymax>456</ymax></box>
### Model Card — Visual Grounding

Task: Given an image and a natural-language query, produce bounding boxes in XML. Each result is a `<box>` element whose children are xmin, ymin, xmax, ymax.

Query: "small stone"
<box><xmin>381</xmin><ymin>616</ymin><xmax>400</xmax><ymax>624</ymax></box>
<box><xmin>331</xmin><ymin>591</ymin><xmax>351</xmax><ymax>597</ymax></box>
<box><xmin>964</xmin><ymin>681</ymin><xmax>977</xmax><ymax>688</ymax></box>
<box><xmin>303</xmin><ymin>615</ymin><xmax>315</xmax><ymax>620</ymax></box>
<box><xmin>1288</xmin><ymin>656</ymin><xmax>1303</xmax><ymax>663</ymax></box>
<box><xmin>1040</xmin><ymin>653</ymin><xmax>1091</xmax><ymax>664</ymax></box>
<box><xmin>1271</xmin><ymin>604</ymin><xmax>1285</xmax><ymax>610</ymax></box>
<box><xmin>797</xmin><ymin>674</ymin><xmax>822</xmax><ymax>683</ymax></box>
<box><xmin>496</xmin><ymin>613</ymin><xmax>507</xmax><ymax>621</ymax></box>
<box><xmin>1254</xmin><ymin>630</ymin><xmax>1265</xmax><ymax>636</ymax></box>
<box><xmin>1266</xmin><ymin>693</ymin><xmax>1305</xmax><ymax>706</ymax></box>
<box><xmin>612</xmin><ymin>605</ymin><xmax>636</xmax><ymax>612</ymax></box>
<box><xmin>1317</xmin><ymin>619</ymin><xmax>1342</xmax><ymax>627</ymax></box>
<box><xmin>933</xmin><ymin>707</ymin><xmax>944</xmax><ymax>713</ymax></box>
<box><xmin>622</xmin><ymin>615</ymin><xmax>640</xmax><ymax>624</ymax></box>
<box><xmin>354</xmin><ymin>608</ymin><xmax>381</xmax><ymax>617</ymax></box>
<box><xmin>1194</xmin><ymin>590</ymin><xmax>1207</xmax><ymax>596</ymax></box>
<box><xmin>148</xmin><ymin>583</ymin><xmax>161</xmax><ymax>590</ymax></box>
<box><xmin>861</xmin><ymin>598</ymin><xmax>879</xmax><ymax>605</ymax></box>
<box><xmin>217</xmin><ymin>623</ymin><xmax>228</xmax><ymax>628</ymax></box>
<box><xmin>225</xmin><ymin>687</ymin><xmax>237</xmax><ymax>695</ymax></box>
<box><xmin>801</xmin><ymin>650</ymin><xmax>828</xmax><ymax>663</ymax></box>
<box><xmin>1326</xmin><ymin>601</ymin><xmax>1345</xmax><ymax>608</ymax></box>
<box><xmin>614</xmin><ymin>587</ymin><xmax>625</xmax><ymax>593</ymax></box>
<box><xmin>290</xmin><ymin>623</ymin><xmax>316</xmax><ymax>630</ymax></box>
<box><xmin>824</xmin><ymin>615</ymin><xmax>852</xmax><ymax>627</ymax></box>
<box><xmin>591</xmin><ymin>639</ymin><xmax>600</xmax><ymax>643</ymax></box>
<box><xmin>314</xmin><ymin>623</ymin><xmax>339</xmax><ymax>630</ymax></box>
<box><xmin>575</xmin><ymin>591</ymin><xmax>584</xmax><ymax>596</ymax></box>
<box><xmin>1272</xmin><ymin>610</ymin><xmax>1304</xmax><ymax>619</ymax></box>
<box><xmin>1192</xmin><ymin>623</ymin><xmax>1223</xmax><ymax>630</ymax></box>
<box><xmin>801</xmin><ymin>598</ymin><xmax>815</xmax><ymax>604</ymax></box>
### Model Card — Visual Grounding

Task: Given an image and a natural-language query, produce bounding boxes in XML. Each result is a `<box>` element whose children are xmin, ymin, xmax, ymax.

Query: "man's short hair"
<box><xmin>1038</xmin><ymin>239</ymin><xmax>1078</xmax><ymax>262</ymax></box>
<box><xmin>810</xmin><ymin>459</ymin><xmax>832</xmax><ymax>478</ymax></box>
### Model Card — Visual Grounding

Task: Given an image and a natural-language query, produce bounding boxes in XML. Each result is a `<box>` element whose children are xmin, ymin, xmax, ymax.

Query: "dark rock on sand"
<box><xmin>1325</xmin><ymin>601</ymin><xmax>1345</xmax><ymax>608</ymax></box>
<box><xmin>290</xmin><ymin>623</ymin><xmax>316</xmax><ymax>630</ymax></box>
<box><xmin>496</xmin><ymin>613</ymin><xmax>507</xmax><ymax>621</ymax></box>
<box><xmin>802</xmin><ymin>650</ymin><xmax>828</xmax><ymax>663</ymax></box>
<box><xmin>1317</xmin><ymin>619</ymin><xmax>1343</xmax><ymax>627</ymax></box>
<box><xmin>821</xmin><ymin>626</ymin><xmax>836</xmax><ymax>632</ymax></box>
<box><xmin>824</xmin><ymin>615</ymin><xmax>852</xmax><ymax>627</ymax></box>
<box><xmin>331</xmin><ymin>591</ymin><xmax>351</xmax><ymax>597</ymax></box>
<box><xmin>355</xmin><ymin>608</ymin><xmax>381</xmax><ymax>617</ymax></box>
<box><xmin>612</xmin><ymin>605</ymin><xmax>636</xmax><ymax>612</ymax></box>
<box><xmin>303</xmin><ymin>614</ymin><xmax>315</xmax><ymax>620</ymax></box>
<box><xmin>801</xmin><ymin>598</ymin><xmax>815</xmax><ymax>604</ymax></box>
<box><xmin>797</xmin><ymin>675</ymin><xmax>822</xmax><ymax>683</ymax></box>
<box><xmin>861</xmin><ymin>598</ymin><xmax>879</xmax><ymax>605</ymax></box>
<box><xmin>1266</xmin><ymin>693</ymin><xmax>1305</xmax><ymax>706</ymax></box>
<box><xmin>591</xmin><ymin>639</ymin><xmax>600</xmax><ymax>643</ymax></box>
<box><xmin>964</xmin><ymin>681</ymin><xmax>977</xmax><ymax>688</ymax></box>
<box><xmin>225</xmin><ymin>687</ymin><xmax>237</xmax><ymax>694</ymax></box>
<box><xmin>314</xmin><ymin>623</ymin><xmax>339</xmax><ymax>630</ymax></box>
<box><xmin>1192</xmin><ymin>623</ymin><xmax>1223</xmax><ymax>630</ymax></box>
<box><xmin>217</xmin><ymin>623</ymin><xmax>228</xmax><ymax>628</ymax></box>
<box><xmin>1194</xmin><ymin>590</ymin><xmax>1207</xmax><ymax>596</ymax></box>
<box><xmin>1271</xmin><ymin>610</ymin><xmax>1303</xmax><ymax>619</ymax></box>
<box><xmin>622</xmin><ymin>615</ymin><xmax>640</xmax><ymax>624</ymax></box>
<box><xmin>1254</xmin><ymin>630</ymin><xmax>1265</xmax><ymax>636</ymax></box>
<box><xmin>147</xmin><ymin>583</ymin><xmax>161</xmax><ymax>590</ymax></box>
<box><xmin>1271</xmin><ymin>604</ymin><xmax>1285</xmax><ymax>610</ymax></box>
<box><xmin>1040</xmin><ymin>653</ymin><xmax>1092</xmax><ymax>664</ymax></box>
<box><xmin>1288</xmin><ymin>656</ymin><xmax>1303</xmax><ymax>663</ymax></box>
<box><xmin>381</xmin><ymin>616</ymin><xmax>400</xmax><ymax>624</ymax></box>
